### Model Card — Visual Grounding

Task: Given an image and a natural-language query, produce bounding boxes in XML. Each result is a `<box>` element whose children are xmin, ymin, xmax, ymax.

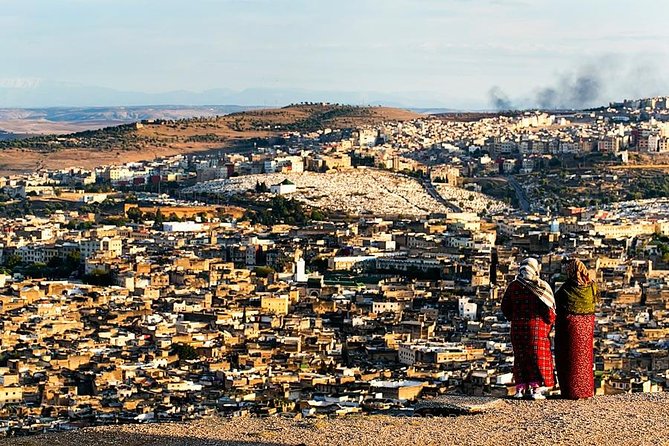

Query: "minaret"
<box><xmin>294</xmin><ymin>258</ymin><xmax>307</xmax><ymax>282</ymax></box>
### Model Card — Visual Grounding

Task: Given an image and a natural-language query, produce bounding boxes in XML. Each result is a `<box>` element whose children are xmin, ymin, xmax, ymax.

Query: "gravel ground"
<box><xmin>2</xmin><ymin>394</ymin><xmax>668</xmax><ymax>446</ymax></box>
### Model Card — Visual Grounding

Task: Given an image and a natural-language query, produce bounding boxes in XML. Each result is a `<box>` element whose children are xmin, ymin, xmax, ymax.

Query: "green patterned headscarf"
<box><xmin>556</xmin><ymin>265</ymin><xmax>597</xmax><ymax>315</ymax></box>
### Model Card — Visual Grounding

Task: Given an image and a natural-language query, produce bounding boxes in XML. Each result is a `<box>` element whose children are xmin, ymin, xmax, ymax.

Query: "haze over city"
<box><xmin>1</xmin><ymin>0</ymin><xmax>669</xmax><ymax>108</ymax></box>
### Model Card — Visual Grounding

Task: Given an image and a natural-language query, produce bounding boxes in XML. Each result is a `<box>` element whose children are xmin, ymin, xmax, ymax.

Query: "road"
<box><xmin>505</xmin><ymin>175</ymin><xmax>530</xmax><ymax>212</ymax></box>
<box><xmin>610</xmin><ymin>164</ymin><xmax>669</xmax><ymax>170</ymax></box>
<box><xmin>420</xmin><ymin>177</ymin><xmax>463</xmax><ymax>212</ymax></box>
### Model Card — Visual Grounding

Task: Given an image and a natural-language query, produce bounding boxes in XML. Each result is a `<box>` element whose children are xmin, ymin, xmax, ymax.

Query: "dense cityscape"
<box><xmin>0</xmin><ymin>97</ymin><xmax>667</xmax><ymax>436</ymax></box>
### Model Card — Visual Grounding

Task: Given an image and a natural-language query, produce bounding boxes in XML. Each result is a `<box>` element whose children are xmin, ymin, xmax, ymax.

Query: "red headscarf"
<box><xmin>565</xmin><ymin>259</ymin><xmax>591</xmax><ymax>286</ymax></box>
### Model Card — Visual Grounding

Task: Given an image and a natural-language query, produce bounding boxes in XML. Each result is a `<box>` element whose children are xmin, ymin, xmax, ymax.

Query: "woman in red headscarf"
<box><xmin>554</xmin><ymin>259</ymin><xmax>597</xmax><ymax>399</ymax></box>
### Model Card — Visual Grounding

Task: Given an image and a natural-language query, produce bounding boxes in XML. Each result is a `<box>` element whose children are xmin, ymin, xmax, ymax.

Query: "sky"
<box><xmin>1</xmin><ymin>0</ymin><xmax>669</xmax><ymax>108</ymax></box>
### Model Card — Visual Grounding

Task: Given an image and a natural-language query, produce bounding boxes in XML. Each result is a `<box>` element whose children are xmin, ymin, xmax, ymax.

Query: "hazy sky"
<box><xmin>1</xmin><ymin>0</ymin><xmax>669</xmax><ymax>107</ymax></box>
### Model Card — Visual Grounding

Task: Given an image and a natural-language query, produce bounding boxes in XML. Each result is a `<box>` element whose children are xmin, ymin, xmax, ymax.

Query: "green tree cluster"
<box><xmin>251</xmin><ymin>196</ymin><xmax>311</xmax><ymax>225</ymax></box>
<box><xmin>171</xmin><ymin>343</ymin><xmax>199</xmax><ymax>361</ymax></box>
<box><xmin>82</xmin><ymin>269</ymin><xmax>114</xmax><ymax>286</ymax></box>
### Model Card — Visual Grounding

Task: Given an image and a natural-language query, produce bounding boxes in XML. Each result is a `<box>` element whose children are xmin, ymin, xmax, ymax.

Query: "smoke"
<box><xmin>488</xmin><ymin>86</ymin><xmax>513</xmax><ymax>110</ymax></box>
<box><xmin>535</xmin><ymin>67</ymin><xmax>602</xmax><ymax>109</ymax></box>
<box><xmin>486</xmin><ymin>57</ymin><xmax>667</xmax><ymax>111</ymax></box>
<box><xmin>488</xmin><ymin>69</ymin><xmax>603</xmax><ymax>110</ymax></box>
<box><xmin>617</xmin><ymin>59</ymin><xmax>666</xmax><ymax>100</ymax></box>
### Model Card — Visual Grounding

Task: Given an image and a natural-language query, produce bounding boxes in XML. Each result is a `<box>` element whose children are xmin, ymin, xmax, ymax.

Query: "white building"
<box><xmin>270</xmin><ymin>179</ymin><xmax>297</xmax><ymax>195</ymax></box>
<box><xmin>458</xmin><ymin>297</ymin><xmax>478</xmax><ymax>320</ymax></box>
<box><xmin>162</xmin><ymin>221</ymin><xmax>204</xmax><ymax>232</ymax></box>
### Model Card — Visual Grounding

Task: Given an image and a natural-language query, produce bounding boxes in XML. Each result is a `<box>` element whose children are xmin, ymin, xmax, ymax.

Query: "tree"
<box><xmin>25</xmin><ymin>262</ymin><xmax>49</xmax><ymax>278</ymax></box>
<box><xmin>83</xmin><ymin>269</ymin><xmax>114</xmax><ymax>286</ymax></box>
<box><xmin>253</xmin><ymin>266</ymin><xmax>275</xmax><ymax>278</ymax></box>
<box><xmin>255</xmin><ymin>181</ymin><xmax>269</xmax><ymax>193</ymax></box>
<box><xmin>171</xmin><ymin>343</ymin><xmax>199</xmax><ymax>361</ymax></box>
<box><xmin>310</xmin><ymin>209</ymin><xmax>326</xmax><ymax>221</ymax></box>
<box><xmin>310</xmin><ymin>257</ymin><xmax>329</xmax><ymax>273</ymax></box>
<box><xmin>47</xmin><ymin>255</ymin><xmax>64</xmax><ymax>269</ymax></box>
<box><xmin>126</xmin><ymin>206</ymin><xmax>143</xmax><ymax>222</ymax></box>
<box><xmin>153</xmin><ymin>209</ymin><xmax>165</xmax><ymax>230</ymax></box>
<box><xmin>65</xmin><ymin>251</ymin><xmax>82</xmax><ymax>271</ymax></box>
<box><xmin>4</xmin><ymin>254</ymin><xmax>22</xmax><ymax>270</ymax></box>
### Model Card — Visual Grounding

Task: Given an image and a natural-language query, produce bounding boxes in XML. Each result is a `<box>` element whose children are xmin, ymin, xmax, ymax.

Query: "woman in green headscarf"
<box><xmin>554</xmin><ymin>258</ymin><xmax>597</xmax><ymax>399</ymax></box>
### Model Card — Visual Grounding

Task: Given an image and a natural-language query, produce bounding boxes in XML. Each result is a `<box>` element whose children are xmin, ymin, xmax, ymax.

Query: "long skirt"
<box><xmin>555</xmin><ymin>313</ymin><xmax>595</xmax><ymax>399</ymax></box>
<box><xmin>510</xmin><ymin>318</ymin><xmax>555</xmax><ymax>388</ymax></box>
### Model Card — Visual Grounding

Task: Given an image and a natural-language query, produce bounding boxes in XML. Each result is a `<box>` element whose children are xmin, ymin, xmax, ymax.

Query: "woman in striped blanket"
<box><xmin>501</xmin><ymin>257</ymin><xmax>556</xmax><ymax>399</ymax></box>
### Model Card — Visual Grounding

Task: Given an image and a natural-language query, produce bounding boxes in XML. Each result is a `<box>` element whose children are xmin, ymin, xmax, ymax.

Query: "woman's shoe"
<box><xmin>512</xmin><ymin>391</ymin><xmax>524</xmax><ymax>399</ymax></box>
<box><xmin>530</xmin><ymin>388</ymin><xmax>546</xmax><ymax>400</ymax></box>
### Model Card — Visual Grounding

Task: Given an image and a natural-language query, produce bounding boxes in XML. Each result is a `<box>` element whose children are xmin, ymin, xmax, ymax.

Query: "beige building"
<box><xmin>592</xmin><ymin>222</ymin><xmax>656</xmax><ymax>239</ymax></box>
<box><xmin>261</xmin><ymin>295</ymin><xmax>289</xmax><ymax>315</ymax></box>
<box><xmin>79</xmin><ymin>237</ymin><xmax>123</xmax><ymax>259</ymax></box>
<box><xmin>0</xmin><ymin>386</ymin><xmax>23</xmax><ymax>405</ymax></box>
<box><xmin>370</xmin><ymin>380</ymin><xmax>425</xmax><ymax>401</ymax></box>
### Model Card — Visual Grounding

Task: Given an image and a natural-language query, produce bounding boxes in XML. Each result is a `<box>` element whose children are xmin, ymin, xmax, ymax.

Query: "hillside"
<box><xmin>0</xmin><ymin>105</ymin><xmax>261</xmax><ymax>136</ymax></box>
<box><xmin>0</xmin><ymin>130</ymin><xmax>20</xmax><ymax>142</ymax></box>
<box><xmin>0</xmin><ymin>104</ymin><xmax>420</xmax><ymax>174</ymax></box>
<box><xmin>2</xmin><ymin>393</ymin><xmax>668</xmax><ymax>446</ymax></box>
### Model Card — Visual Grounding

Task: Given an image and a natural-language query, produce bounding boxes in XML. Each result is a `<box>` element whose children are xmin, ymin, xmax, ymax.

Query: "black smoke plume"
<box><xmin>486</xmin><ymin>57</ymin><xmax>665</xmax><ymax>111</ymax></box>
<box><xmin>535</xmin><ymin>67</ymin><xmax>602</xmax><ymax>109</ymax></box>
<box><xmin>488</xmin><ymin>86</ymin><xmax>512</xmax><ymax>110</ymax></box>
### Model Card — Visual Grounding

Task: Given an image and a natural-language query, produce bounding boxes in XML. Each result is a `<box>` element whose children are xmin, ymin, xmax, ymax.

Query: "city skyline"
<box><xmin>1</xmin><ymin>1</ymin><xmax>669</xmax><ymax>442</ymax></box>
<box><xmin>1</xmin><ymin>0</ymin><xmax>669</xmax><ymax>108</ymax></box>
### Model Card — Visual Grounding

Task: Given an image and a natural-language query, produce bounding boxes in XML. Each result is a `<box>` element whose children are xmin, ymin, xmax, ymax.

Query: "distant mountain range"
<box><xmin>0</xmin><ymin>80</ymin><xmax>463</xmax><ymax>136</ymax></box>
<box><xmin>0</xmin><ymin>80</ymin><xmax>462</xmax><ymax>109</ymax></box>
<box><xmin>0</xmin><ymin>102</ymin><xmax>453</xmax><ymax>137</ymax></box>
<box><xmin>0</xmin><ymin>105</ymin><xmax>260</xmax><ymax>125</ymax></box>
<box><xmin>0</xmin><ymin>105</ymin><xmax>265</xmax><ymax>136</ymax></box>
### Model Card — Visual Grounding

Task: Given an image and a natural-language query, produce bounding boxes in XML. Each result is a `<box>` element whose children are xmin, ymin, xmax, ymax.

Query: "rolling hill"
<box><xmin>0</xmin><ymin>104</ymin><xmax>420</xmax><ymax>174</ymax></box>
